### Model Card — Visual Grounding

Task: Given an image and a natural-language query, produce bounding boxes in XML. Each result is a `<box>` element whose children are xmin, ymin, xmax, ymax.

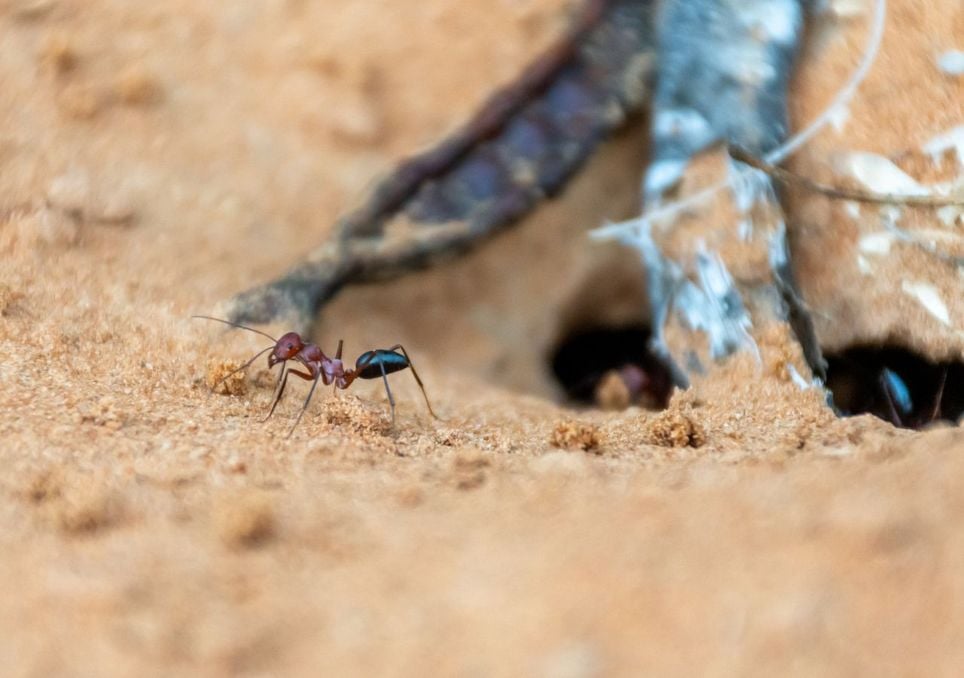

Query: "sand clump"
<box><xmin>0</xmin><ymin>284</ymin><xmax>24</xmax><ymax>316</ymax></box>
<box><xmin>450</xmin><ymin>447</ymin><xmax>492</xmax><ymax>490</ymax></box>
<box><xmin>24</xmin><ymin>471</ymin><xmax>124</xmax><ymax>536</ymax></box>
<box><xmin>75</xmin><ymin>395</ymin><xmax>126</xmax><ymax>430</ymax></box>
<box><xmin>38</xmin><ymin>28</ymin><xmax>162</xmax><ymax>118</ymax></box>
<box><xmin>114</xmin><ymin>64</ymin><xmax>163</xmax><ymax>106</ymax></box>
<box><xmin>38</xmin><ymin>33</ymin><xmax>77</xmax><ymax>74</ymax></box>
<box><xmin>550</xmin><ymin>420</ymin><xmax>603</xmax><ymax>453</ymax></box>
<box><xmin>645</xmin><ymin>407</ymin><xmax>706</xmax><ymax>448</ymax></box>
<box><xmin>22</xmin><ymin>469</ymin><xmax>64</xmax><ymax>506</ymax></box>
<box><xmin>323</xmin><ymin>394</ymin><xmax>393</xmax><ymax>435</ymax></box>
<box><xmin>205</xmin><ymin>359</ymin><xmax>248</xmax><ymax>396</ymax></box>
<box><xmin>1</xmin><ymin>206</ymin><xmax>79</xmax><ymax>251</ymax></box>
<box><xmin>214</xmin><ymin>489</ymin><xmax>277</xmax><ymax>549</ymax></box>
<box><xmin>54</xmin><ymin>485</ymin><xmax>123</xmax><ymax>536</ymax></box>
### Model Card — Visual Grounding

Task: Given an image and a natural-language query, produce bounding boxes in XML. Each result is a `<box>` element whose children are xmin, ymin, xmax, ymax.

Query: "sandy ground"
<box><xmin>1</xmin><ymin>0</ymin><xmax>963</xmax><ymax>675</ymax></box>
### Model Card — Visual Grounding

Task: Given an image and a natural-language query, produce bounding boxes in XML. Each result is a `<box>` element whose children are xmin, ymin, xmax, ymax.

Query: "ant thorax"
<box><xmin>322</xmin><ymin>357</ymin><xmax>346</xmax><ymax>383</ymax></box>
<box><xmin>299</xmin><ymin>344</ymin><xmax>325</xmax><ymax>364</ymax></box>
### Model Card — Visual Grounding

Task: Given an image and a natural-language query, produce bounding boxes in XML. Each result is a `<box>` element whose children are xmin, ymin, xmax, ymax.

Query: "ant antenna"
<box><xmin>210</xmin><ymin>346</ymin><xmax>274</xmax><ymax>391</ymax></box>
<box><xmin>192</xmin><ymin>315</ymin><xmax>278</xmax><ymax>343</ymax></box>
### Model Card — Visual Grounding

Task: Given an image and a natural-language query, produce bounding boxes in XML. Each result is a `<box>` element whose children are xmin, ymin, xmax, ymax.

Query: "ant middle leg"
<box><xmin>353</xmin><ymin>351</ymin><xmax>397</xmax><ymax>425</ymax></box>
<box><xmin>377</xmin><ymin>359</ymin><xmax>397</xmax><ymax>426</ymax></box>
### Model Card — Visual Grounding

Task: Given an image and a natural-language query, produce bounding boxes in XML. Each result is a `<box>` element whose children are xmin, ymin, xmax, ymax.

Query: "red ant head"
<box><xmin>269</xmin><ymin>331</ymin><xmax>304</xmax><ymax>367</ymax></box>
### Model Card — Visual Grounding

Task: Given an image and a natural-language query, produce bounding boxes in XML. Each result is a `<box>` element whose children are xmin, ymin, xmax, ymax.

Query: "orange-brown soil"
<box><xmin>1</xmin><ymin>1</ymin><xmax>962</xmax><ymax>675</ymax></box>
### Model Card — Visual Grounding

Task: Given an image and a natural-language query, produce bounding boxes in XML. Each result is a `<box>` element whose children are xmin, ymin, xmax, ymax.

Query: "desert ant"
<box><xmin>193</xmin><ymin>316</ymin><xmax>438</xmax><ymax>436</ymax></box>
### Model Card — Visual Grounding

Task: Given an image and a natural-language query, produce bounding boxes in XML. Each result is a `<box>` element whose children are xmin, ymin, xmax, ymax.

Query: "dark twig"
<box><xmin>729</xmin><ymin>147</ymin><xmax>964</xmax><ymax>208</ymax></box>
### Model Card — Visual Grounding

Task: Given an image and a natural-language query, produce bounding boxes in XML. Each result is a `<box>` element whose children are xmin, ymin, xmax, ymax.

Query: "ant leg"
<box><xmin>331</xmin><ymin>341</ymin><xmax>345</xmax><ymax>396</ymax></box>
<box><xmin>262</xmin><ymin>364</ymin><xmax>289</xmax><ymax>423</ymax></box>
<box><xmin>930</xmin><ymin>368</ymin><xmax>948</xmax><ymax>423</ymax></box>
<box><xmin>287</xmin><ymin>374</ymin><xmax>322</xmax><ymax>438</ymax></box>
<box><xmin>351</xmin><ymin>351</ymin><xmax>397</xmax><ymax>425</ymax></box>
<box><xmin>210</xmin><ymin>346</ymin><xmax>273</xmax><ymax>392</ymax></box>
<box><xmin>376</xmin><ymin>359</ymin><xmax>397</xmax><ymax>427</ymax></box>
<box><xmin>878</xmin><ymin>370</ymin><xmax>906</xmax><ymax>427</ymax></box>
<box><xmin>385</xmin><ymin>344</ymin><xmax>438</xmax><ymax>419</ymax></box>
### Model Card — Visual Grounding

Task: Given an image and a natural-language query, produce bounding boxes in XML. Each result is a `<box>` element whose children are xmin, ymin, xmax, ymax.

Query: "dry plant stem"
<box><xmin>226</xmin><ymin>0</ymin><xmax>655</xmax><ymax>329</ymax></box>
<box><xmin>729</xmin><ymin>147</ymin><xmax>964</xmax><ymax>208</ymax></box>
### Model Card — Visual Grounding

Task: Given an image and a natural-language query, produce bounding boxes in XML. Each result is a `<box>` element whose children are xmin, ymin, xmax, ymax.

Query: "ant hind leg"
<box><xmin>385</xmin><ymin>344</ymin><xmax>438</xmax><ymax>419</ymax></box>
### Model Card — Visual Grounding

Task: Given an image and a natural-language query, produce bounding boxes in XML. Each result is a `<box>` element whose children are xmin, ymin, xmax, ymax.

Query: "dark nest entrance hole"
<box><xmin>825</xmin><ymin>345</ymin><xmax>963</xmax><ymax>429</ymax></box>
<box><xmin>550</xmin><ymin>324</ymin><xmax>673</xmax><ymax>410</ymax></box>
<box><xmin>547</xmin><ymin>251</ymin><xmax>673</xmax><ymax>410</ymax></box>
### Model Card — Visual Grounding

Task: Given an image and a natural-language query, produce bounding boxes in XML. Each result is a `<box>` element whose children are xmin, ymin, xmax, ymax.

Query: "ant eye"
<box><xmin>286</xmin><ymin>343</ymin><xmax>293</xmax><ymax>350</ymax></box>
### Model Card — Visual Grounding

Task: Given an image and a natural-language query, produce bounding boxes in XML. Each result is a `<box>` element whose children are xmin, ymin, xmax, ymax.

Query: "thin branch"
<box><xmin>766</xmin><ymin>0</ymin><xmax>888</xmax><ymax>164</ymax></box>
<box><xmin>729</xmin><ymin>147</ymin><xmax>964</xmax><ymax>207</ymax></box>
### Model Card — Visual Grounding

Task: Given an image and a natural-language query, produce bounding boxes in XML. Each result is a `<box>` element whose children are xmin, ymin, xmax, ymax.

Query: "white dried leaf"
<box><xmin>937</xmin><ymin>50</ymin><xmax>964</xmax><ymax>76</ymax></box>
<box><xmin>901</xmin><ymin>281</ymin><xmax>951</xmax><ymax>326</ymax></box>
<box><xmin>922</xmin><ymin>125</ymin><xmax>964</xmax><ymax>168</ymax></box>
<box><xmin>858</xmin><ymin>232</ymin><xmax>894</xmax><ymax>255</ymax></box>
<box><xmin>829</xmin><ymin>0</ymin><xmax>867</xmax><ymax>18</ymax></box>
<box><xmin>837</xmin><ymin>152</ymin><xmax>927</xmax><ymax>195</ymax></box>
<box><xmin>936</xmin><ymin>206</ymin><xmax>963</xmax><ymax>227</ymax></box>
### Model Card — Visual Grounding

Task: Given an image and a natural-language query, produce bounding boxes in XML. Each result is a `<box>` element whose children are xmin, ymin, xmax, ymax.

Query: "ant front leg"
<box><xmin>265</xmin><ymin>366</ymin><xmax>314</xmax><ymax>422</ymax></box>
<box><xmin>263</xmin><ymin>364</ymin><xmax>290</xmax><ymax>422</ymax></box>
<box><xmin>287</xmin><ymin>370</ymin><xmax>322</xmax><ymax>438</ymax></box>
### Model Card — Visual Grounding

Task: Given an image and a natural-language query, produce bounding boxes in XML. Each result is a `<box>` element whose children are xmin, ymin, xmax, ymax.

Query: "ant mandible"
<box><xmin>193</xmin><ymin>316</ymin><xmax>438</xmax><ymax>436</ymax></box>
